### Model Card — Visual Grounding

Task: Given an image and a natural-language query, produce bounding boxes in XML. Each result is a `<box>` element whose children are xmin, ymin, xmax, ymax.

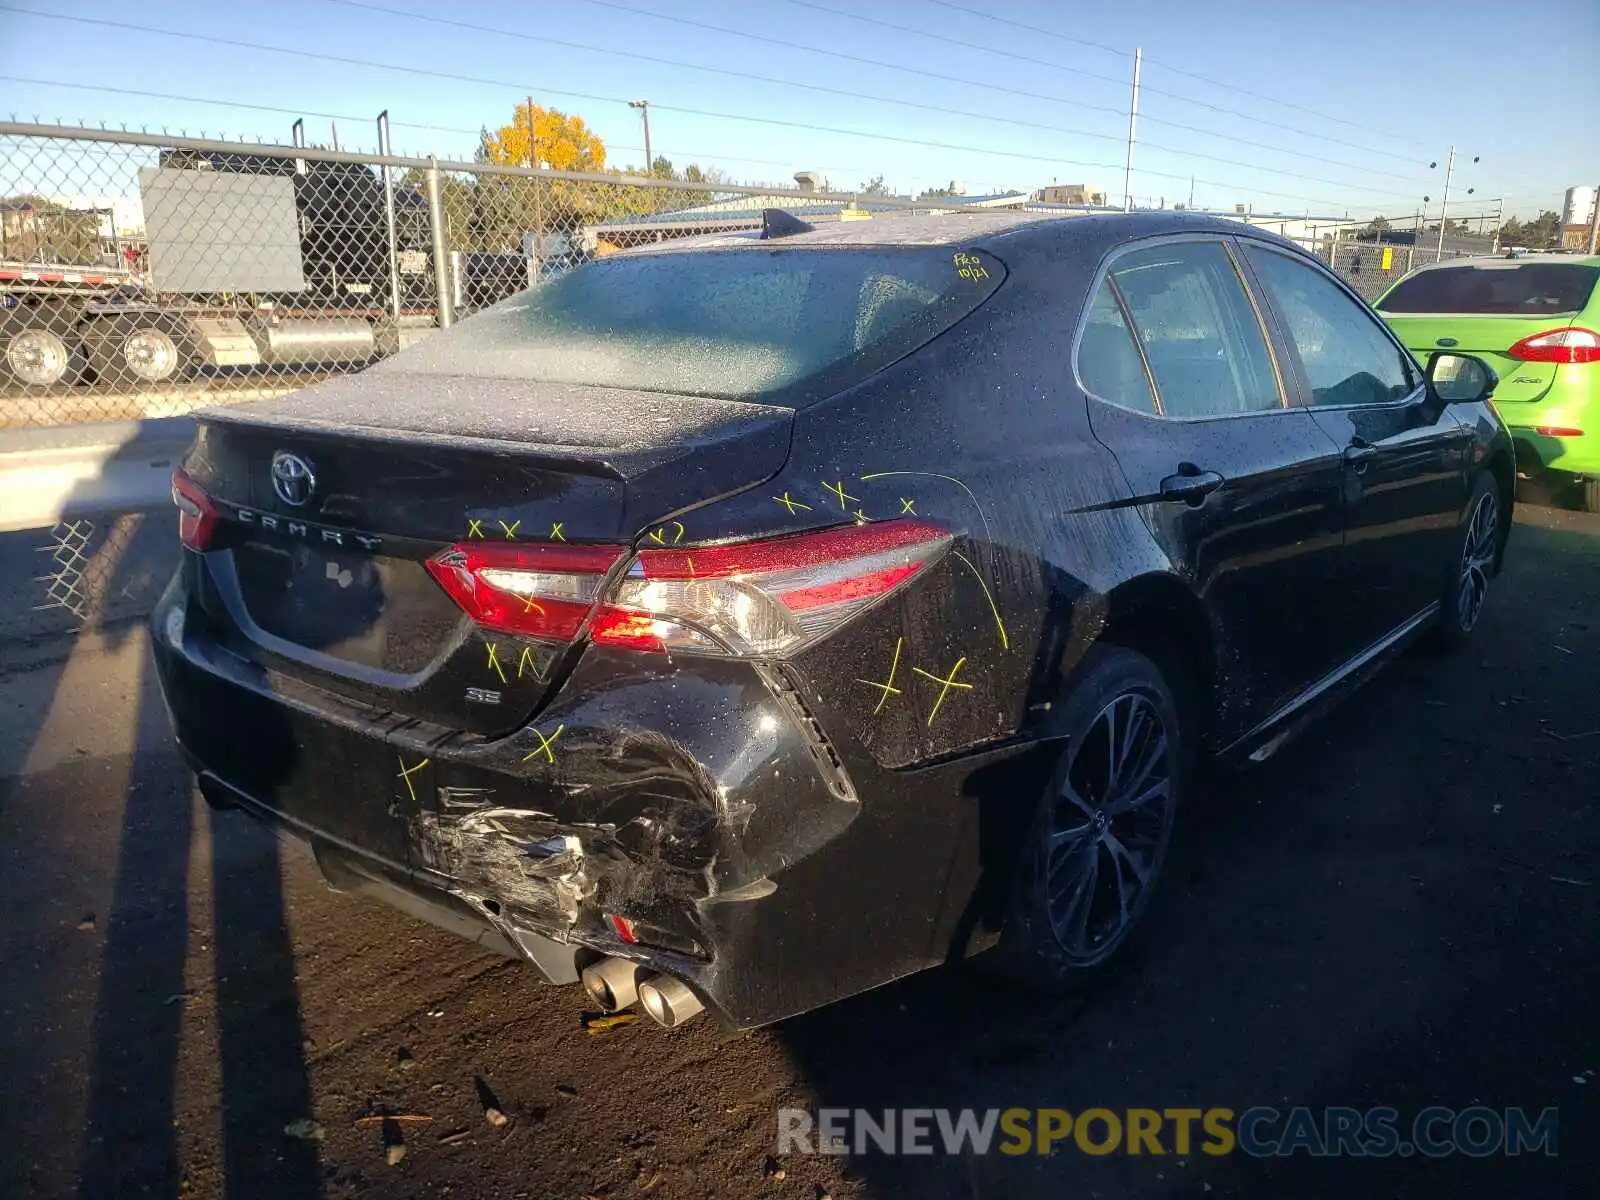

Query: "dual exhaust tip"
<box><xmin>580</xmin><ymin>957</ymin><xmax>704</xmax><ymax>1028</ymax></box>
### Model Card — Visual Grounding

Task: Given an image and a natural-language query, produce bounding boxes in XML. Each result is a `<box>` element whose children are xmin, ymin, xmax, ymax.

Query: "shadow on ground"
<box><xmin>0</xmin><ymin>454</ymin><xmax>320</xmax><ymax>1196</ymax></box>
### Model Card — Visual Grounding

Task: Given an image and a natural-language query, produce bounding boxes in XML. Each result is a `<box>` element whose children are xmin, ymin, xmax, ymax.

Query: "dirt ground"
<box><xmin>1</xmin><ymin>503</ymin><xmax>1596</xmax><ymax>1200</ymax></box>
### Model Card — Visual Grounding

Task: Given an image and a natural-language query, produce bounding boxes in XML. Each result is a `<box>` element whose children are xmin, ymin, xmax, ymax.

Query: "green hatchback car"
<box><xmin>1376</xmin><ymin>255</ymin><xmax>1600</xmax><ymax>510</ymax></box>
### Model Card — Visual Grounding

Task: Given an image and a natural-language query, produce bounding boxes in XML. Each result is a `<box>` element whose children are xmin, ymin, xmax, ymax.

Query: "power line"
<box><xmin>1138</xmin><ymin>57</ymin><xmax>1425</xmax><ymax>149</ymax></box>
<box><xmin>490</xmin><ymin>0</ymin><xmax>1129</xmax><ymax>118</ymax></box>
<box><xmin>921</xmin><ymin>0</ymin><xmax>1128</xmax><ymax>58</ymax></box>
<box><xmin>1137</xmin><ymin>84</ymin><xmax>1418</xmax><ymax>165</ymax></box>
<box><xmin>0</xmin><ymin>75</ymin><xmax>1006</xmax><ymax>189</ymax></box>
<box><xmin>785</xmin><ymin>0</ymin><xmax>1434</xmax><ymax>188</ymax></box>
<box><xmin>568</xmin><ymin>0</ymin><xmax>1428</xmax><ymax>168</ymax></box>
<box><xmin>918</xmin><ymin>0</ymin><xmax>1431</xmax><ymax>156</ymax></box>
<box><xmin>784</xmin><ymin>0</ymin><xmax>1131</xmax><ymax>89</ymax></box>
<box><xmin>0</xmin><ymin>7</ymin><xmax>1434</xmax><ymax>213</ymax></box>
<box><xmin>0</xmin><ymin>76</ymin><xmax>480</xmax><ymax>139</ymax></box>
<box><xmin>0</xmin><ymin>8</ymin><xmax>1118</xmax><ymax>167</ymax></box>
<box><xmin>323</xmin><ymin>0</ymin><xmax>1133</xmax><ymax>136</ymax></box>
<box><xmin>323</xmin><ymin>0</ymin><xmax>1429</xmax><ymax>201</ymax></box>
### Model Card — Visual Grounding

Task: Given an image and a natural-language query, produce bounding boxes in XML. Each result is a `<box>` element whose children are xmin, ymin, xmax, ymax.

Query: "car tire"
<box><xmin>995</xmin><ymin>644</ymin><xmax>1185</xmax><ymax>990</ymax></box>
<box><xmin>86</xmin><ymin>314</ymin><xmax>195</xmax><ymax>389</ymax></box>
<box><xmin>1582</xmin><ymin>476</ymin><xmax>1600</xmax><ymax>515</ymax></box>
<box><xmin>1430</xmin><ymin>471</ymin><xmax>1501</xmax><ymax>650</ymax></box>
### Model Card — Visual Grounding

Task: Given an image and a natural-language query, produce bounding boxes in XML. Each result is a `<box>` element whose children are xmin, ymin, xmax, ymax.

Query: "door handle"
<box><xmin>1159</xmin><ymin>468</ymin><xmax>1225</xmax><ymax>504</ymax></box>
<box><xmin>1343</xmin><ymin>439</ymin><xmax>1379</xmax><ymax>472</ymax></box>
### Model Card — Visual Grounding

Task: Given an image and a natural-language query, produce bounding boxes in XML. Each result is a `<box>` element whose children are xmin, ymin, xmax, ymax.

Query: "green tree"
<box><xmin>859</xmin><ymin>175</ymin><xmax>891</xmax><ymax>196</ymax></box>
<box><xmin>1522</xmin><ymin>210</ymin><xmax>1562</xmax><ymax>248</ymax></box>
<box><xmin>0</xmin><ymin>194</ymin><xmax>103</xmax><ymax>265</ymax></box>
<box><xmin>1364</xmin><ymin>215</ymin><xmax>1391</xmax><ymax>237</ymax></box>
<box><xmin>917</xmin><ymin>180</ymin><xmax>962</xmax><ymax>200</ymax></box>
<box><xmin>1494</xmin><ymin>212</ymin><xmax>1561</xmax><ymax>248</ymax></box>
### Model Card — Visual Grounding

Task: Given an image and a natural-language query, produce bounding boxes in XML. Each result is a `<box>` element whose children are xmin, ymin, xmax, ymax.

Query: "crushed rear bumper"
<box><xmin>151</xmin><ymin>567</ymin><xmax>1008</xmax><ymax>1027</ymax></box>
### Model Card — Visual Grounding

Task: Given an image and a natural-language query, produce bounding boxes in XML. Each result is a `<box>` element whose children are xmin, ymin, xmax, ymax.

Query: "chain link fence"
<box><xmin>1</xmin><ymin>123</ymin><xmax>949</xmax><ymax>428</ymax></box>
<box><xmin>0</xmin><ymin>121</ymin><xmax>1506</xmax><ymax>632</ymax></box>
<box><xmin>0</xmin><ymin>123</ymin><xmax>955</xmax><ymax>628</ymax></box>
<box><xmin>1319</xmin><ymin>235</ymin><xmax>1479</xmax><ymax>301</ymax></box>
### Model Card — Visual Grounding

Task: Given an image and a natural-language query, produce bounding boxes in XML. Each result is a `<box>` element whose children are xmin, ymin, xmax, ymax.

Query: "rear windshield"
<box><xmin>386</xmin><ymin>246</ymin><xmax>1006</xmax><ymax>401</ymax></box>
<box><xmin>1377</xmin><ymin>262</ymin><xmax>1599</xmax><ymax>315</ymax></box>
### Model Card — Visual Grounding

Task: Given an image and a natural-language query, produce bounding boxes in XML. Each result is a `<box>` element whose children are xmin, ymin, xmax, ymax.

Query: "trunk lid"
<box><xmin>184</xmin><ymin>369</ymin><xmax>793</xmax><ymax>734</ymax></box>
<box><xmin>1380</xmin><ymin>313</ymin><xmax>1572</xmax><ymax>404</ymax></box>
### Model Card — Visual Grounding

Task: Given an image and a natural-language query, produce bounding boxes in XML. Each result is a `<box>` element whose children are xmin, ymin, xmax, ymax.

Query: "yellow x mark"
<box><xmin>913</xmin><ymin>656</ymin><xmax>974</xmax><ymax>727</ymax></box>
<box><xmin>522</xmin><ymin>724</ymin><xmax>565</xmax><ymax>765</ymax></box>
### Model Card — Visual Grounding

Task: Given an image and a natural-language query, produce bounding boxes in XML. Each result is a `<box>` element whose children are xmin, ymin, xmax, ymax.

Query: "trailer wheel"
<box><xmin>5</xmin><ymin>326</ymin><xmax>72</xmax><ymax>387</ymax></box>
<box><xmin>87</xmin><ymin>315</ymin><xmax>196</xmax><ymax>388</ymax></box>
<box><xmin>1</xmin><ymin>310</ymin><xmax>85</xmax><ymax>391</ymax></box>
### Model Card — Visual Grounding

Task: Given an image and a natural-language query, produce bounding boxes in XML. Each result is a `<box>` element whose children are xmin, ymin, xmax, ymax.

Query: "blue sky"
<box><xmin>2</xmin><ymin>0</ymin><xmax>1595</xmax><ymax>219</ymax></box>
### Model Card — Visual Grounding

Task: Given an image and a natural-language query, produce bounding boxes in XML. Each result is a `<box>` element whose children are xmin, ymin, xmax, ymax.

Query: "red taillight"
<box><xmin>1507</xmin><ymin>326</ymin><xmax>1600</xmax><ymax>364</ymax></box>
<box><xmin>425</xmin><ymin>541</ymin><xmax>625</xmax><ymax>642</ymax></box>
<box><xmin>170</xmin><ymin>469</ymin><xmax>217</xmax><ymax>551</ymax></box>
<box><xmin>591</xmin><ymin>519</ymin><xmax>951</xmax><ymax>658</ymax></box>
<box><xmin>608</xmin><ymin>914</ymin><xmax>639</xmax><ymax>944</ymax></box>
<box><xmin>1533</xmin><ymin>425</ymin><xmax>1584</xmax><ymax>438</ymax></box>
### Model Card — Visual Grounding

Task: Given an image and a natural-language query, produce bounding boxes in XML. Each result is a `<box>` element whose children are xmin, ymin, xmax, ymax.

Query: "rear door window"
<box><xmin>1077</xmin><ymin>281</ymin><xmax>1157</xmax><ymax>414</ymax></box>
<box><xmin>1108</xmin><ymin>241</ymin><xmax>1283</xmax><ymax>419</ymax></box>
<box><xmin>384</xmin><ymin>246</ymin><xmax>1006</xmax><ymax>402</ymax></box>
<box><xmin>1377</xmin><ymin>262</ymin><xmax>1600</xmax><ymax>315</ymax></box>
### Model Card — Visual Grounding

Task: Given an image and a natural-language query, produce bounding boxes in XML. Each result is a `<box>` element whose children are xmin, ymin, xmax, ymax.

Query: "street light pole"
<box><xmin>629</xmin><ymin>99</ymin><xmax>652</xmax><ymax>174</ymax></box>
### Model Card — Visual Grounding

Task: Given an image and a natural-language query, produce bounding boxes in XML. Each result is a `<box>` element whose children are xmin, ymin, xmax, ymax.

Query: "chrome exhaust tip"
<box><xmin>580</xmin><ymin>957</ymin><xmax>639</xmax><ymax>1012</ymax></box>
<box><xmin>637</xmin><ymin>974</ymin><xmax>705</xmax><ymax>1028</ymax></box>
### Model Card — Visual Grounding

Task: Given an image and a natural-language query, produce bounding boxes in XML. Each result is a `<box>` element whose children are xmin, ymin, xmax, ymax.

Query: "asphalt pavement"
<box><xmin>1</xmin><ymin>503</ymin><xmax>1596</xmax><ymax>1200</ymax></box>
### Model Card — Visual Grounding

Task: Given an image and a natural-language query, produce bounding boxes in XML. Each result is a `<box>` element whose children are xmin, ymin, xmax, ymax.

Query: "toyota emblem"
<box><xmin>271</xmin><ymin>451</ymin><xmax>316</xmax><ymax>507</ymax></box>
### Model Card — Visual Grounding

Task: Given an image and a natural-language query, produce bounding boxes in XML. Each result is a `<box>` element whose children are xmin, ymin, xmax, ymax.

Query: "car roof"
<box><xmin>619</xmin><ymin>210</ymin><xmax>1295</xmax><ymax>257</ymax></box>
<box><xmin>1408</xmin><ymin>253</ymin><xmax>1600</xmax><ymax>272</ymax></box>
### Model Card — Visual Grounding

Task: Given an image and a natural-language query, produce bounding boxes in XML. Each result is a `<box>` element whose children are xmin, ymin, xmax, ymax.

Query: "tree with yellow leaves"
<box><xmin>480</xmin><ymin>104</ymin><xmax>607</xmax><ymax>172</ymax></box>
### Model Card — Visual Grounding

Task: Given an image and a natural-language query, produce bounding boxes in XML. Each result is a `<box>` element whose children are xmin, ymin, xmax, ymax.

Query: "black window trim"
<box><xmin>1071</xmin><ymin>231</ymin><xmax>1293</xmax><ymax>424</ymax></box>
<box><xmin>1235</xmin><ymin>237</ymin><xmax>1428</xmax><ymax>415</ymax></box>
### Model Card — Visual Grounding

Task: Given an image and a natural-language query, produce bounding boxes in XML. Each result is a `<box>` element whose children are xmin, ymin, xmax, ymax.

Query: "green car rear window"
<box><xmin>1377</xmin><ymin>262</ymin><xmax>1599</xmax><ymax>315</ymax></box>
<box><xmin>385</xmin><ymin>246</ymin><xmax>1006</xmax><ymax>403</ymax></box>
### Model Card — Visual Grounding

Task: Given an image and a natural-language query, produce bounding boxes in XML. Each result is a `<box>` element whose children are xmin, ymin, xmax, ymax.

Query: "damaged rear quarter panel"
<box><xmin>404</xmin><ymin>649</ymin><xmax>859</xmax><ymax>943</ymax></box>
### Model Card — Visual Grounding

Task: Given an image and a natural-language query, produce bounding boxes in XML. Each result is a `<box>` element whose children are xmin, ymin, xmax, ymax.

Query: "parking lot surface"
<box><xmin>1</xmin><ymin>504</ymin><xmax>1596</xmax><ymax>1200</ymax></box>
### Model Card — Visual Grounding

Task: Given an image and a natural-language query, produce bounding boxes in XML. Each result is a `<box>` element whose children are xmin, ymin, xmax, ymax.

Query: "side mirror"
<box><xmin>1426</xmin><ymin>352</ymin><xmax>1497</xmax><ymax>404</ymax></box>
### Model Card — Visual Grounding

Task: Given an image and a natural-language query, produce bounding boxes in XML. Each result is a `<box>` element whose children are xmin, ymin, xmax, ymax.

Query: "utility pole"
<box><xmin>1122</xmin><ymin>47</ymin><xmax>1142</xmax><ymax>213</ymax></box>
<box><xmin>1435</xmin><ymin>146</ymin><xmax>1455</xmax><ymax>256</ymax></box>
<box><xmin>629</xmin><ymin>99</ymin><xmax>652</xmax><ymax>174</ymax></box>
<box><xmin>1429</xmin><ymin>149</ymin><xmax>1478</xmax><ymax>257</ymax></box>
<box><xmin>1588</xmin><ymin>184</ymin><xmax>1600</xmax><ymax>255</ymax></box>
<box><xmin>1489</xmin><ymin>197</ymin><xmax>1504</xmax><ymax>253</ymax></box>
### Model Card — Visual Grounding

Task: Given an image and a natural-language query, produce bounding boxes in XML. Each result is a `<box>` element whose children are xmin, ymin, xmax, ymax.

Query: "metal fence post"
<box><xmin>425</xmin><ymin>159</ymin><xmax>454</xmax><ymax>329</ymax></box>
<box><xmin>377</xmin><ymin>111</ymin><xmax>402</xmax><ymax>326</ymax></box>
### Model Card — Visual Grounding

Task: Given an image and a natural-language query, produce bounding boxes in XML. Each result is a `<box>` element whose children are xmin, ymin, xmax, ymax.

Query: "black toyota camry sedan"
<box><xmin>153</xmin><ymin>211</ymin><xmax>1513</xmax><ymax>1029</ymax></box>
